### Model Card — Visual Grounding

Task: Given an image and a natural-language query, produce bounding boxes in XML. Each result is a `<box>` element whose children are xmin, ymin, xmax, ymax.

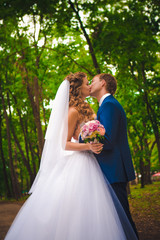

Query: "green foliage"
<box><xmin>0</xmin><ymin>0</ymin><xmax>159</xmax><ymax>197</ymax></box>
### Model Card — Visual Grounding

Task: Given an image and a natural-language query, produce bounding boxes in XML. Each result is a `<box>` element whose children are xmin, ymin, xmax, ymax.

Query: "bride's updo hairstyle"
<box><xmin>65</xmin><ymin>72</ymin><xmax>94</xmax><ymax>123</ymax></box>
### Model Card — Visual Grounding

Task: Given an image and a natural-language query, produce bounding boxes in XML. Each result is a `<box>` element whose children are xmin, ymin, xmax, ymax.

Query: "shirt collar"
<box><xmin>99</xmin><ymin>93</ymin><xmax>111</xmax><ymax>106</ymax></box>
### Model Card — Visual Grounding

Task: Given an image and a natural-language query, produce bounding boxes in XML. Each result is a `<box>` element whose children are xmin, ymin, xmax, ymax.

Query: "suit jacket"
<box><xmin>95</xmin><ymin>95</ymin><xmax>135</xmax><ymax>184</ymax></box>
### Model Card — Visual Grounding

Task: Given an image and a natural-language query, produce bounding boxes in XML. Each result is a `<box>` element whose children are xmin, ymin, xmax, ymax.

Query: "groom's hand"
<box><xmin>79</xmin><ymin>134</ymin><xmax>103</xmax><ymax>154</ymax></box>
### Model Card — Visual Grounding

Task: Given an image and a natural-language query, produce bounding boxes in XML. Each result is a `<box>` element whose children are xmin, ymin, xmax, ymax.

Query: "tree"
<box><xmin>0</xmin><ymin>0</ymin><xmax>159</xmax><ymax>197</ymax></box>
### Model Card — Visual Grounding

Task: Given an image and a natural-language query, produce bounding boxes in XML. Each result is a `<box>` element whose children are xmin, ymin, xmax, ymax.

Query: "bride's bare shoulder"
<box><xmin>68</xmin><ymin>107</ymin><xmax>79</xmax><ymax>117</ymax></box>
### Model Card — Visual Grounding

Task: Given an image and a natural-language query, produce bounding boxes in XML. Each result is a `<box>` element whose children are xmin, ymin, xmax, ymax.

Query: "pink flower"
<box><xmin>80</xmin><ymin>120</ymin><xmax>105</xmax><ymax>141</ymax></box>
<box><xmin>98</xmin><ymin>127</ymin><xmax>105</xmax><ymax>136</ymax></box>
<box><xmin>89</xmin><ymin>122</ymin><xmax>98</xmax><ymax>132</ymax></box>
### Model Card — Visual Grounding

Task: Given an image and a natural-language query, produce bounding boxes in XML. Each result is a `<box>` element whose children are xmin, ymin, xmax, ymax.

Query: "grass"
<box><xmin>129</xmin><ymin>181</ymin><xmax>160</xmax><ymax>222</ymax></box>
<box><xmin>0</xmin><ymin>195</ymin><xmax>29</xmax><ymax>203</ymax></box>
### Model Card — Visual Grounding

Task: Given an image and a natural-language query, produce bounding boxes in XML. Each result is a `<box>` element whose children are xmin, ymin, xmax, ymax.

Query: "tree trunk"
<box><xmin>144</xmin><ymin>164</ymin><xmax>152</xmax><ymax>185</ymax></box>
<box><xmin>17</xmin><ymin>49</ymin><xmax>44</xmax><ymax>156</ymax></box>
<box><xmin>68</xmin><ymin>0</ymin><xmax>101</xmax><ymax>74</ymax></box>
<box><xmin>18</xmin><ymin>155</ymin><xmax>24</xmax><ymax>194</ymax></box>
<box><xmin>130</xmin><ymin>63</ymin><xmax>160</xmax><ymax>162</ymax></box>
<box><xmin>141</xmin><ymin>64</ymin><xmax>160</xmax><ymax>162</ymax></box>
<box><xmin>33</xmin><ymin>75</ymin><xmax>44</xmax><ymax>155</ymax></box>
<box><xmin>10</xmin><ymin>93</ymin><xmax>36</xmax><ymax>185</ymax></box>
<box><xmin>0</xmin><ymin>113</ymin><xmax>12</xmax><ymax>198</ymax></box>
<box><xmin>24</xmin><ymin>119</ymin><xmax>39</xmax><ymax>176</ymax></box>
<box><xmin>0</xmin><ymin>86</ymin><xmax>21</xmax><ymax>199</ymax></box>
<box><xmin>140</xmin><ymin>158</ymin><xmax>145</xmax><ymax>188</ymax></box>
<box><xmin>11</xmin><ymin>126</ymin><xmax>35</xmax><ymax>185</ymax></box>
<box><xmin>139</xmin><ymin>140</ymin><xmax>145</xmax><ymax>188</ymax></box>
<box><xmin>25</xmin><ymin>78</ymin><xmax>44</xmax><ymax>156</ymax></box>
<box><xmin>144</xmin><ymin>139</ymin><xmax>156</xmax><ymax>185</ymax></box>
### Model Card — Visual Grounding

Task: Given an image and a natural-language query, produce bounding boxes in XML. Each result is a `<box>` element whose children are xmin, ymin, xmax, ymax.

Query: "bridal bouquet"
<box><xmin>80</xmin><ymin>120</ymin><xmax>105</xmax><ymax>143</ymax></box>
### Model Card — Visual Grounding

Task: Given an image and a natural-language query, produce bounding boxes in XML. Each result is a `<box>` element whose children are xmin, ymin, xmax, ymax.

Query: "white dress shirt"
<box><xmin>99</xmin><ymin>93</ymin><xmax>111</xmax><ymax>106</ymax></box>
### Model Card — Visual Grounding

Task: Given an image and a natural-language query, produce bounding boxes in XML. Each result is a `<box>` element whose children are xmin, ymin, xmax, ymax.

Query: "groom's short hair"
<box><xmin>99</xmin><ymin>73</ymin><xmax>117</xmax><ymax>95</ymax></box>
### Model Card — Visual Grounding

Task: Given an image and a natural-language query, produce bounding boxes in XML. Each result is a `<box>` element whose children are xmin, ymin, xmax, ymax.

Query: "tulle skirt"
<box><xmin>5</xmin><ymin>151</ymin><xmax>137</xmax><ymax>240</ymax></box>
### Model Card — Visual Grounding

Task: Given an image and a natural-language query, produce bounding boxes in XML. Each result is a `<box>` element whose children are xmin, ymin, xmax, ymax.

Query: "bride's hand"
<box><xmin>87</xmin><ymin>142</ymin><xmax>103</xmax><ymax>154</ymax></box>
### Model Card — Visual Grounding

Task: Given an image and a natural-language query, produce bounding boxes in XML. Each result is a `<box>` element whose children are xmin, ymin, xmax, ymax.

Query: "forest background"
<box><xmin>0</xmin><ymin>0</ymin><xmax>159</xmax><ymax>199</ymax></box>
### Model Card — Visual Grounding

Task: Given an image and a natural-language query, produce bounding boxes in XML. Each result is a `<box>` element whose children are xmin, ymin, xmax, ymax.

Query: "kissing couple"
<box><xmin>5</xmin><ymin>72</ymin><xmax>139</xmax><ymax>240</ymax></box>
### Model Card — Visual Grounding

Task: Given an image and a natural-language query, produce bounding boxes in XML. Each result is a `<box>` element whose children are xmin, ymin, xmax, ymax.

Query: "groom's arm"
<box><xmin>99</xmin><ymin>102</ymin><xmax>120</xmax><ymax>150</ymax></box>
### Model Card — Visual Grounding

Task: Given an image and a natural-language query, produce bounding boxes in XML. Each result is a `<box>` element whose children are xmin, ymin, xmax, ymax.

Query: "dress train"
<box><xmin>5</xmin><ymin>151</ymin><xmax>137</xmax><ymax>240</ymax></box>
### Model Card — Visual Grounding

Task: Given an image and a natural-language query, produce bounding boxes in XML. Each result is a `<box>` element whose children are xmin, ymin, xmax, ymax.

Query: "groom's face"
<box><xmin>90</xmin><ymin>76</ymin><xmax>101</xmax><ymax>97</ymax></box>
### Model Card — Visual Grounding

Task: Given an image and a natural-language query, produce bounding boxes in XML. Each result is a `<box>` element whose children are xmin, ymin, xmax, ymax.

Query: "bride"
<box><xmin>5</xmin><ymin>72</ymin><xmax>137</xmax><ymax>240</ymax></box>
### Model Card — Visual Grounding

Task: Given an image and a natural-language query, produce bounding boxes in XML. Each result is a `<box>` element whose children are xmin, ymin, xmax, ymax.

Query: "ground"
<box><xmin>0</xmin><ymin>201</ymin><xmax>23</xmax><ymax>240</ymax></box>
<box><xmin>0</xmin><ymin>182</ymin><xmax>160</xmax><ymax>240</ymax></box>
<box><xmin>129</xmin><ymin>182</ymin><xmax>160</xmax><ymax>240</ymax></box>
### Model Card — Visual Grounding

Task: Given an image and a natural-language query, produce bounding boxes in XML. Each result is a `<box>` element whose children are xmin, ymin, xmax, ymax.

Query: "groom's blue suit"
<box><xmin>96</xmin><ymin>94</ymin><xmax>135</xmax><ymax>184</ymax></box>
<box><xmin>95</xmin><ymin>94</ymin><xmax>138</xmax><ymax>239</ymax></box>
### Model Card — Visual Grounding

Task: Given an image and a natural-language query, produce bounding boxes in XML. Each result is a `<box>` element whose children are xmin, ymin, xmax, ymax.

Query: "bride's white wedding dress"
<box><xmin>5</xmin><ymin>80</ymin><xmax>137</xmax><ymax>240</ymax></box>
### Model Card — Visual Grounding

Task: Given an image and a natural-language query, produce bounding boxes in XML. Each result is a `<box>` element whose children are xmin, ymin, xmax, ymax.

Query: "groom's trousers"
<box><xmin>111</xmin><ymin>182</ymin><xmax>139</xmax><ymax>239</ymax></box>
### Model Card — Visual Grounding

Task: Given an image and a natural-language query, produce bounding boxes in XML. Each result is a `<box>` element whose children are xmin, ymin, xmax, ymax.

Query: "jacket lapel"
<box><xmin>97</xmin><ymin>95</ymin><xmax>113</xmax><ymax>120</ymax></box>
<box><xmin>98</xmin><ymin>95</ymin><xmax>114</xmax><ymax>115</ymax></box>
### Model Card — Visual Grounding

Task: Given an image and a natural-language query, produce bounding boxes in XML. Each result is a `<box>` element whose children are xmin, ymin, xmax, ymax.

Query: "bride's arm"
<box><xmin>65</xmin><ymin>107</ymin><xmax>103</xmax><ymax>154</ymax></box>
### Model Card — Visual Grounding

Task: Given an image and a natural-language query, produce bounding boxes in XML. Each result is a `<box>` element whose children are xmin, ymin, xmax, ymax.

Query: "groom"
<box><xmin>90</xmin><ymin>73</ymin><xmax>139</xmax><ymax>239</ymax></box>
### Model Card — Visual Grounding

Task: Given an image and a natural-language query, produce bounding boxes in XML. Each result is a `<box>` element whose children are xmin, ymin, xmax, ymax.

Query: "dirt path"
<box><xmin>0</xmin><ymin>202</ymin><xmax>23</xmax><ymax>240</ymax></box>
<box><xmin>0</xmin><ymin>201</ymin><xmax>160</xmax><ymax>240</ymax></box>
<box><xmin>130</xmin><ymin>206</ymin><xmax>160</xmax><ymax>240</ymax></box>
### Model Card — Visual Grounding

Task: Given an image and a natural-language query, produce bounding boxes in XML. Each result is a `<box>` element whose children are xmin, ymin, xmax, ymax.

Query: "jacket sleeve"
<box><xmin>99</xmin><ymin>102</ymin><xmax>120</xmax><ymax>150</ymax></box>
<box><xmin>79</xmin><ymin>134</ymin><xmax>84</xmax><ymax>143</ymax></box>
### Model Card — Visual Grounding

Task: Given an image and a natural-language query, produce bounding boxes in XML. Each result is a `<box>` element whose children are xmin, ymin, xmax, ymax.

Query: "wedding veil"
<box><xmin>29</xmin><ymin>80</ymin><xmax>70</xmax><ymax>193</ymax></box>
